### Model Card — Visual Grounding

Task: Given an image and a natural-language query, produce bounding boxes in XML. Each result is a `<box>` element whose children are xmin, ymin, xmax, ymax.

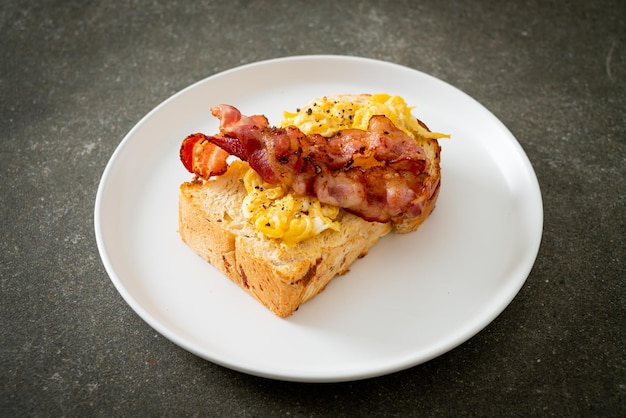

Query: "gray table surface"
<box><xmin>2</xmin><ymin>1</ymin><xmax>624</xmax><ymax>416</ymax></box>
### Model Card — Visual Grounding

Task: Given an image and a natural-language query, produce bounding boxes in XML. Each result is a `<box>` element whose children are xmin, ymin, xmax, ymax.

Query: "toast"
<box><xmin>178</xmin><ymin>93</ymin><xmax>444</xmax><ymax>317</ymax></box>
<box><xmin>179</xmin><ymin>160</ymin><xmax>391</xmax><ymax>317</ymax></box>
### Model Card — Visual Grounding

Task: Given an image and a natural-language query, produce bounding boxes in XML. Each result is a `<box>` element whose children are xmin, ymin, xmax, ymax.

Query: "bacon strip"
<box><xmin>181</xmin><ymin>105</ymin><xmax>430</xmax><ymax>223</ymax></box>
<box><xmin>180</xmin><ymin>133</ymin><xmax>229</xmax><ymax>179</ymax></box>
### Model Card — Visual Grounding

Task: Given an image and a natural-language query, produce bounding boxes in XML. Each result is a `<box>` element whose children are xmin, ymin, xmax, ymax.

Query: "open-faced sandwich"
<box><xmin>178</xmin><ymin>93</ymin><xmax>449</xmax><ymax>317</ymax></box>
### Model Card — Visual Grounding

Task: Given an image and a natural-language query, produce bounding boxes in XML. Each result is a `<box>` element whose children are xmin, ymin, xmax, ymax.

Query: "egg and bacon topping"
<box><xmin>241</xmin><ymin>168</ymin><xmax>341</xmax><ymax>244</ymax></box>
<box><xmin>180</xmin><ymin>93</ymin><xmax>448</xmax><ymax>244</ymax></box>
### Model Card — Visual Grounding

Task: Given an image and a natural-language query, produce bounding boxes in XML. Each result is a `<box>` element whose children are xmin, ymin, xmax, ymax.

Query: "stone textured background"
<box><xmin>2</xmin><ymin>1</ymin><xmax>624</xmax><ymax>416</ymax></box>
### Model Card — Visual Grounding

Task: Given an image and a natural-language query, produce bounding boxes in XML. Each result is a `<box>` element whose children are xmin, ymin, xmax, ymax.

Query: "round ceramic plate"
<box><xmin>94</xmin><ymin>55</ymin><xmax>543</xmax><ymax>382</ymax></box>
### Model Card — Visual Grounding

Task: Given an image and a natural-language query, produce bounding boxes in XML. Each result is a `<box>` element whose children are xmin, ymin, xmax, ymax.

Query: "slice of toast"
<box><xmin>178</xmin><ymin>94</ymin><xmax>442</xmax><ymax>317</ymax></box>
<box><xmin>179</xmin><ymin>160</ymin><xmax>392</xmax><ymax>317</ymax></box>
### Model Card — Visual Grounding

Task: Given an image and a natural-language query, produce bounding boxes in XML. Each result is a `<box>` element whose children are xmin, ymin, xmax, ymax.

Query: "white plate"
<box><xmin>95</xmin><ymin>55</ymin><xmax>543</xmax><ymax>382</ymax></box>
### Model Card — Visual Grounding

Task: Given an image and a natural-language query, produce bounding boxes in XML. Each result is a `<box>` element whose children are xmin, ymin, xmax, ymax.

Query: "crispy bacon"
<box><xmin>181</xmin><ymin>104</ymin><xmax>431</xmax><ymax>223</ymax></box>
<box><xmin>180</xmin><ymin>133</ymin><xmax>229</xmax><ymax>179</ymax></box>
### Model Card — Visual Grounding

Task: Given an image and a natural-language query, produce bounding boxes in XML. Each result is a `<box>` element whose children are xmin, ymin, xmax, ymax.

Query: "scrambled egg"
<box><xmin>242</xmin><ymin>168</ymin><xmax>340</xmax><ymax>244</ymax></box>
<box><xmin>281</xmin><ymin>93</ymin><xmax>449</xmax><ymax>140</ymax></box>
<box><xmin>242</xmin><ymin>93</ymin><xmax>448</xmax><ymax>244</ymax></box>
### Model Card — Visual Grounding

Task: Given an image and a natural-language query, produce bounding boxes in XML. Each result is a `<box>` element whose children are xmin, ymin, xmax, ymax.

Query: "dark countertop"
<box><xmin>2</xmin><ymin>1</ymin><xmax>624</xmax><ymax>416</ymax></box>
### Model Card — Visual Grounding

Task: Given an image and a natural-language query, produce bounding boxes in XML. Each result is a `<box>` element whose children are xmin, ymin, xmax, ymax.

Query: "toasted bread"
<box><xmin>178</xmin><ymin>94</ymin><xmax>442</xmax><ymax>317</ymax></box>
<box><xmin>179</xmin><ymin>160</ymin><xmax>392</xmax><ymax>317</ymax></box>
